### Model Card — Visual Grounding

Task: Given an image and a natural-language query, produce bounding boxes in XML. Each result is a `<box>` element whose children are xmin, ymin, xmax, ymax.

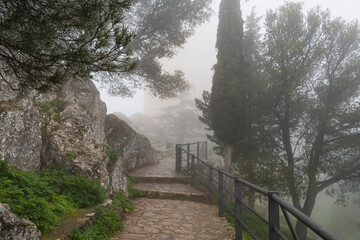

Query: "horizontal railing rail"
<box><xmin>175</xmin><ymin>142</ymin><xmax>341</xmax><ymax>240</ymax></box>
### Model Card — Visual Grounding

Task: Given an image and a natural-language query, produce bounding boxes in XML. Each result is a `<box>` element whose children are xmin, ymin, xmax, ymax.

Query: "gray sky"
<box><xmin>100</xmin><ymin>0</ymin><xmax>360</xmax><ymax>116</ymax></box>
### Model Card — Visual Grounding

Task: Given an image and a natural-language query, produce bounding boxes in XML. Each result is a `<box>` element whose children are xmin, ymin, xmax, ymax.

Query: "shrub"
<box><xmin>113</xmin><ymin>192</ymin><xmax>134</xmax><ymax>213</ymax></box>
<box><xmin>0</xmin><ymin>160</ymin><xmax>75</xmax><ymax>233</ymax></box>
<box><xmin>39</xmin><ymin>166</ymin><xmax>107</xmax><ymax>208</ymax></box>
<box><xmin>0</xmin><ymin>160</ymin><xmax>108</xmax><ymax>233</ymax></box>
<box><xmin>105</xmin><ymin>149</ymin><xmax>119</xmax><ymax>168</ymax></box>
<box><xmin>70</xmin><ymin>206</ymin><xmax>122</xmax><ymax>240</ymax></box>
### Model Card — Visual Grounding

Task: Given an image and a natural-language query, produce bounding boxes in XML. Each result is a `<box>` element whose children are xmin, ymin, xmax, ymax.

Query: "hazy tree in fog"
<box><xmin>0</xmin><ymin>0</ymin><xmax>136</xmax><ymax>92</ymax></box>
<box><xmin>101</xmin><ymin>0</ymin><xmax>213</xmax><ymax>98</ymax></box>
<box><xmin>262</xmin><ymin>3</ymin><xmax>360</xmax><ymax>239</ymax></box>
<box><xmin>158</xmin><ymin>90</ymin><xmax>205</xmax><ymax>144</ymax></box>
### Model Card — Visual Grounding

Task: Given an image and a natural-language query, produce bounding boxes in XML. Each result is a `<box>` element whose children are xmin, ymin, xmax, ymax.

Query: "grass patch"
<box><xmin>0</xmin><ymin>159</ymin><xmax>107</xmax><ymax>233</ymax></box>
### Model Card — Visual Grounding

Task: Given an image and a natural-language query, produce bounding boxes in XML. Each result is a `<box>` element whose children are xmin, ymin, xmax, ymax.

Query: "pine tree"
<box><xmin>0</xmin><ymin>0</ymin><xmax>136</xmax><ymax>92</ymax></box>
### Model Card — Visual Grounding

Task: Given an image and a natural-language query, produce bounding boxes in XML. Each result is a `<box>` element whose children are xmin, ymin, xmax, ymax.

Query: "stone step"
<box><xmin>133</xmin><ymin>183</ymin><xmax>208</xmax><ymax>202</ymax></box>
<box><xmin>130</xmin><ymin>175</ymin><xmax>191</xmax><ymax>184</ymax></box>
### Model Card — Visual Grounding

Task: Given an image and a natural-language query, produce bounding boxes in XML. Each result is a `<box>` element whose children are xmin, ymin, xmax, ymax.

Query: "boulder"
<box><xmin>105</xmin><ymin>114</ymin><xmax>158</xmax><ymax>171</ymax></box>
<box><xmin>0</xmin><ymin>203</ymin><xmax>41</xmax><ymax>240</ymax></box>
<box><xmin>0</xmin><ymin>83</ymin><xmax>42</xmax><ymax>172</ymax></box>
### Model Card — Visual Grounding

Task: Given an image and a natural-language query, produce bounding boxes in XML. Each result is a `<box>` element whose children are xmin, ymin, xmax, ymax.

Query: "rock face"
<box><xmin>0</xmin><ymin>203</ymin><xmax>41</xmax><ymax>240</ymax></box>
<box><xmin>105</xmin><ymin>114</ymin><xmax>158</xmax><ymax>171</ymax></box>
<box><xmin>0</xmin><ymin>80</ymin><xmax>130</xmax><ymax>193</ymax></box>
<box><xmin>40</xmin><ymin>80</ymin><xmax>113</xmax><ymax>191</ymax></box>
<box><xmin>0</xmin><ymin>83</ymin><xmax>42</xmax><ymax>172</ymax></box>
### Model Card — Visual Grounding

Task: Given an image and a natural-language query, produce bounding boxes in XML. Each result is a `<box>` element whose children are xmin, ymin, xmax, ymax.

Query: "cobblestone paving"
<box><xmin>112</xmin><ymin>157</ymin><xmax>235</xmax><ymax>240</ymax></box>
<box><xmin>111</xmin><ymin>198</ymin><xmax>235</xmax><ymax>240</ymax></box>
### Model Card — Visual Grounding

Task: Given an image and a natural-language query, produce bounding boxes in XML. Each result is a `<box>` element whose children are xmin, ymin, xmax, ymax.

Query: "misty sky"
<box><xmin>100</xmin><ymin>0</ymin><xmax>360</xmax><ymax>116</ymax></box>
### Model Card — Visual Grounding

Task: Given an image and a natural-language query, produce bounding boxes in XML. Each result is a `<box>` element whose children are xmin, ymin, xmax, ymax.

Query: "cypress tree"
<box><xmin>208</xmin><ymin>0</ymin><xmax>248</xmax><ymax>173</ymax></box>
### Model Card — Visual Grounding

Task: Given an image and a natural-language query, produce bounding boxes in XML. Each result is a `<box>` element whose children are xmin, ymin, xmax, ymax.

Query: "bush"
<box><xmin>70</xmin><ymin>206</ymin><xmax>122</xmax><ymax>240</ymax></box>
<box><xmin>113</xmin><ymin>192</ymin><xmax>134</xmax><ymax>213</ymax></box>
<box><xmin>39</xmin><ymin>166</ymin><xmax>107</xmax><ymax>208</ymax></box>
<box><xmin>0</xmin><ymin>160</ymin><xmax>75</xmax><ymax>233</ymax></box>
<box><xmin>0</xmin><ymin>160</ymin><xmax>108</xmax><ymax>233</ymax></box>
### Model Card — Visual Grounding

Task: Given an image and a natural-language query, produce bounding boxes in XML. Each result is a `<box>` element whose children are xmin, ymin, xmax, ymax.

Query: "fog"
<box><xmin>101</xmin><ymin>0</ymin><xmax>360</xmax><ymax>116</ymax></box>
<box><xmin>99</xmin><ymin>1</ymin><xmax>360</xmax><ymax>239</ymax></box>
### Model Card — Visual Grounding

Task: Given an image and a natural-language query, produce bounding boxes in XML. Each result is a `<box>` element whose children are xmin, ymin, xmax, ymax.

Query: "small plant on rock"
<box><xmin>105</xmin><ymin>148</ymin><xmax>119</xmax><ymax>168</ymax></box>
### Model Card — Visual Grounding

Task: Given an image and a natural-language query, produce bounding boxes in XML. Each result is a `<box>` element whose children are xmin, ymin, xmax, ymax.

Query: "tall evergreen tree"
<box><xmin>208</xmin><ymin>0</ymin><xmax>247</xmax><ymax>174</ymax></box>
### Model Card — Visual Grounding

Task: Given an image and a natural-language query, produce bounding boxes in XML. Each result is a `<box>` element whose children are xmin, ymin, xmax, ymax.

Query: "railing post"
<box><xmin>197</xmin><ymin>141</ymin><xmax>200</xmax><ymax>158</ymax></box>
<box><xmin>218</xmin><ymin>170</ymin><xmax>224</xmax><ymax>217</ymax></box>
<box><xmin>205</xmin><ymin>141</ymin><xmax>208</xmax><ymax>160</ymax></box>
<box><xmin>186</xmin><ymin>143</ymin><xmax>190</xmax><ymax>170</ymax></box>
<box><xmin>208</xmin><ymin>165</ymin><xmax>214</xmax><ymax>201</ymax></box>
<box><xmin>175</xmin><ymin>144</ymin><xmax>181</xmax><ymax>172</ymax></box>
<box><xmin>191</xmin><ymin>154</ymin><xmax>195</xmax><ymax>186</ymax></box>
<box><xmin>235</xmin><ymin>177</ymin><xmax>242</xmax><ymax>240</ymax></box>
<box><xmin>268</xmin><ymin>191</ymin><xmax>280</xmax><ymax>240</ymax></box>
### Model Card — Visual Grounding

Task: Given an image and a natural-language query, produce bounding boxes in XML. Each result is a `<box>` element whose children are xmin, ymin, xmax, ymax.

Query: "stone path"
<box><xmin>111</xmin><ymin>157</ymin><xmax>235</xmax><ymax>240</ymax></box>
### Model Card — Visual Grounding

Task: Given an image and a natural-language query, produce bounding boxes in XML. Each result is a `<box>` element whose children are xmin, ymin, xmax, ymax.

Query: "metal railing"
<box><xmin>175</xmin><ymin>142</ymin><xmax>340</xmax><ymax>240</ymax></box>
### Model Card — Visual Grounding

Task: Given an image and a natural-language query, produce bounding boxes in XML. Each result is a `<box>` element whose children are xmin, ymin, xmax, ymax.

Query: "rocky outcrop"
<box><xmin>105</xmin><ymin>114</ymin><xmax>159</xmax><ymax>171</ymax></box>
<box><xmin>0</xmin><ymin>80</ymin><xmax>130</xmax><ymax>193</ymax></box>
<box><xmin>40</xmin><ymin>81</ymin><xmax>115</xmax><ymax>192</ymax></box>
<box><xmin>0</xmin><ymin>83</ymin><xmax>42</xmax><ymax>172</ymax></box>
<box><xmin>0</xmin><ymin>203</ymin><xmax>41</xmax><ymax>240</ymax></box>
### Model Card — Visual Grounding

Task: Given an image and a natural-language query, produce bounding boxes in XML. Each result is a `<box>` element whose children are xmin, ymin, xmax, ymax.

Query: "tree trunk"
<box><xmin>223</xmin><ymin>143</ymin><xmax>234</xmax><ymax>203</ymax></box>
<box><xmin>295</xmin><ymin>193</ymin><xmax>317</xmax><ymax>240</ymax></box>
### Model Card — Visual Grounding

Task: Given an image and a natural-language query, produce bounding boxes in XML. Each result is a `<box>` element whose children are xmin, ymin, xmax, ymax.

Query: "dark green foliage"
<box><xmin>209</xmin><ymin>0</ymin><xmax>248</xmax><ymax>145</ymax></box>
<box><xmin>113</xmin><ymin>192</ymin><xmax>134</xmax><ymax>213</ymax></box>
<box><xmin>0</xmin><ymin>160</ymin><xmax>75</xmax><ymax>233</ymax></box>
<box><xmin>1</xmin><ymin>0</ymin><xmax>136</xmax><ymax>92</ymax></box>
<box><xmin>105</xmin><ymin>149</ymin><xmax>119</xmax><ymax>168</ymax></box>
<box><xmin>39</xmin><ymin>166</ymin><xmax>107</xmax><ymax>208</ymax></box>
<box><xmin>70</xmin><ymin>206</ymin><xmax>122</xmax><ymax>240</ymax></box>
